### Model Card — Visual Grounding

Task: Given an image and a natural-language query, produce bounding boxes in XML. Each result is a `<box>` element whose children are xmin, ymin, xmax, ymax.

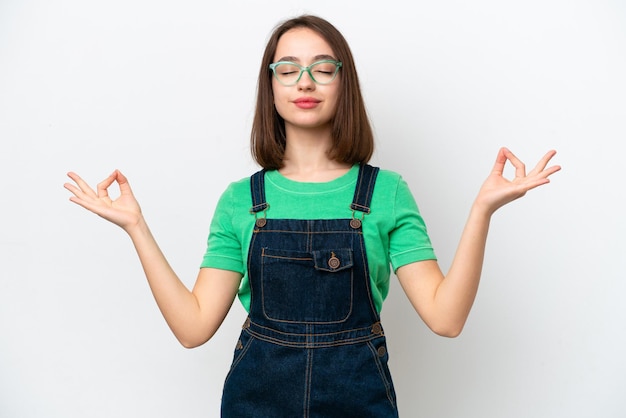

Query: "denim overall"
<box><xmin>221</xmin><ymin>165</ymin><xmax>399</xmax><ymax>418</ymax></box>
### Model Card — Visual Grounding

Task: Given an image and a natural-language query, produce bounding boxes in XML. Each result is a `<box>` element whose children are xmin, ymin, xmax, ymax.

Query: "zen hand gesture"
<box><xmin>476</xmin><ymin>148</ymin><xmax>561</xmax><ymax>215</ymax></box>
<box><xmin>64</xmin><ymin>170</ymin><xmax>143</xmax><ymax>230</ymax></box>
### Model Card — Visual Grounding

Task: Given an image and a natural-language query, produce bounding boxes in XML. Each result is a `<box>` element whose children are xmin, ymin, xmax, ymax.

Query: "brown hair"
<box><xmin>251</xmin><ymin>15</ymin><xmax>374</xmax><ymax>170</ymax></box>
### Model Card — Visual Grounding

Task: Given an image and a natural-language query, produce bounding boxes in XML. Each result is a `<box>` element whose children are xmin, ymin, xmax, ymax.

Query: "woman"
<box><xmin>64</xmin><ymin>14</ymin><xmax>560</xmax><ymax>417</ymax></box>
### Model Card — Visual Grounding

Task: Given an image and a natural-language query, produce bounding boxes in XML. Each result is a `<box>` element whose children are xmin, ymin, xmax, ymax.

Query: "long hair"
<box><xmin>251</xmin><ymin>15</ymin><xmax>374</xmax><ymax>170</ymax></box>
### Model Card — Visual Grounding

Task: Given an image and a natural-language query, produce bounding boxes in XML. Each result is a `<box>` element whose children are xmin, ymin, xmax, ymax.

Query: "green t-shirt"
<box><xmin>201</xmin><ymin>164</ymin><xmax>436</xmax><ymax>313</ymax></box>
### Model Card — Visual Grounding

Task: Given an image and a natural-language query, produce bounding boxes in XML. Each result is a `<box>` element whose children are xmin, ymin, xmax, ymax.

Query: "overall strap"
<box><xmin>251</xmin><ymin>165</ymin><xmax>379</xmax><ymax>214</ymax></box>
<box><xmin>350</xmin><ymin>164</ymin><xmax>380</xmax><ymax>214</ymax></box>
<box><xmin>249</xmin><ymin>169</ymin><xmax>269</xmax><ymax>213</ymax></box>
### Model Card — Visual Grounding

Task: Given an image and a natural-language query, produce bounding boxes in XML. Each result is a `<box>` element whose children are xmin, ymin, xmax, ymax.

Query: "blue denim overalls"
<box><xmin>221</xmin><ymin>164</ymin><xmax>399</xmax><ymax>417</ymax></box>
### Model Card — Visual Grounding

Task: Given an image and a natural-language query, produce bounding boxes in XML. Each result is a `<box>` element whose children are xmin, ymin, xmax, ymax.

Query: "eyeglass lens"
<box><xmin>273</xmin><ymin>61</ymin><xmax>339</xmax><ymax>85</ymax></box>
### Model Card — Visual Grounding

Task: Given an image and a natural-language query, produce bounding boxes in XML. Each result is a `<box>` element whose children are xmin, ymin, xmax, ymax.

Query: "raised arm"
<box><xmin>397</xmin><ymin>148</ymin><xmax>561</xmax><ymax>337</ymax></box>
<box><xmin>64</xmin><ymin>170</ymin><xmax>241</xmax><ymax>348</ymax></box>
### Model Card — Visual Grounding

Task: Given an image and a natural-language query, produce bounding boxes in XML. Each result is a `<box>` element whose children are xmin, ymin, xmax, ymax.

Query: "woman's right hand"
<box><xmin>64</xmin><ymin>170</ymin><xmax>143</xmax><ymax>231</ymax></box>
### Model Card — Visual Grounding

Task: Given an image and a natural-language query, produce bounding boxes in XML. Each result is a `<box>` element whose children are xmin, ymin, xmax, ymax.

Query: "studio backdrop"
<box><xmin>1</xmin><ymin>1</ymin><xmax>624</xmax><ymax>417</ymax></box>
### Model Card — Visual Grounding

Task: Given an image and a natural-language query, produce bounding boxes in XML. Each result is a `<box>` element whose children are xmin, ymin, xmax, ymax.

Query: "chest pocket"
<box><xmin>260</xmin><ymin>247</ymin><xmax>354</xmax><ymax>324</ymax></box>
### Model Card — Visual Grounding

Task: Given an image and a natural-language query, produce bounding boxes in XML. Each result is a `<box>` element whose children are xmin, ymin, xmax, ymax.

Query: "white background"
<box><xmin>1</xmin><ymin>1</ymin><xmax>625</xmax><ymax>417</ymax></box>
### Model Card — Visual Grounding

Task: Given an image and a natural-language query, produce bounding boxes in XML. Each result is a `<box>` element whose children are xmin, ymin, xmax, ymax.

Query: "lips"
<box><xmin>293</xmin><ymin>97</ymin><xmax>320</xmax><ymax>109</ymax></box>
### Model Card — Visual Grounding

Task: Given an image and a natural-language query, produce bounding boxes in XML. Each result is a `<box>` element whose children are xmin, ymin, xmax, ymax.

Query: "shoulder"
<box><xmin>372</xmin><ymin>167</ymin><xmax>405</xmax><ymax>194</ymax></box>
<box><xmin>374</xmin><ymin>167</ymin><xmax>402</xmax><ymax>183</ymax></box>
<box><xmin>370</xmin><ymin>167</ymin><xmax>418</xmax><ymax>209</ymax></box>
<box><xmin>222</xmin><ymin>167</ymin><xmax>272</xmax><ymax>197</ymax></box>
<box><xmin>215</xmin><ymin>172</ymin><xmax>258</xmax><ymax>210</ymax></box>
<box><xmin>224</xmin><ymin>175</ymin><xmax>251</xmax><ymax>194</ymax></box>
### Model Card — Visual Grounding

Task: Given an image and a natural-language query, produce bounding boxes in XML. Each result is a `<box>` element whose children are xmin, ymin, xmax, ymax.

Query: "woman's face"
<box><xmin>271</xmin><ymin>27</ymin><xmax>341</xmax><ymax>134</ymax></box>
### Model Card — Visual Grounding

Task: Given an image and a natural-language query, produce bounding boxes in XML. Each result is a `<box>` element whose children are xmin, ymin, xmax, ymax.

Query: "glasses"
<box><xmin>269</xmin><ymin>59</ymin><xmax>342</xmax><ymax>86</ymax></box>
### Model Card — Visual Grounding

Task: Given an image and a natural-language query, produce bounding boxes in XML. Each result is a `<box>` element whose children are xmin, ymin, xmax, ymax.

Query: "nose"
<box><xmin>297</xmin><ymin>69</ymin><xmax>316</xmax><ymax>91</ymax></box>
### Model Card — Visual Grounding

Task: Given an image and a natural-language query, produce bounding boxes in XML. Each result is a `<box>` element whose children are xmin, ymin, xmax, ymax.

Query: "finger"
<box><xmin>502</xmin><ymin>148</ymin><xmax>527</xmax><ymax>179</ymax></box>
<box><xmin>528</xmin><ymin>150</ymin><xmax>559</xmax><ymax>176</ymax></box>
<box><xmin>67</xmin><ymin>193</ymin><xmax>116</xmax><ymax>219</ymax></box>
<box><xmin>490</xmin><ymin>147</ymin><xmax>508</xmax><ymax>175</ymax></box>
<box><xmin>113</xmin><ymin>170</ymin><xmax>135</xmax><ymax>197</ymax></box>
<box><xmin>63</xmin><ymin>181</ymin><xmax>83</xmax><ymax>198</ymax></box>
<box><xmin>67</xmin><ymin>194</ymin><xmax>96</xmax><ymax>211</ymax></box>
<box><xmin>64</xmin><ymin>182</ymin><xmax>101</xmax><ymax>211</ymax></box>
<box><xmin>519</xmin><ymin>163</ymin><xmax>561</xmax><ymax>191</ymax></box>
<box><xmin>66</xmin><ymin>172</ymin><xmax>97</xmax><ymax>198</ymax></box>
<box><xmin>64</xmin><ymin>179</ymin><xmax>103</xmax><ymax>213</ymax></box>
<box><xmin>545</xmin><ymin>164</ymin><xmax>562</xmax><ymax>177</ymax></box>
<box><xmin>96</xmin><ymin>171</ymin><xmax>118</xmax><ymax>199</ymax></box>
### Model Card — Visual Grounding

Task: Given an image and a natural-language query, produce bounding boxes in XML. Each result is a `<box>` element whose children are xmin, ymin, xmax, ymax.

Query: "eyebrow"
<box><xmin>275</xmin><ymin>54</ymin><xmax>337</xmax><ymax>63</ymax></box>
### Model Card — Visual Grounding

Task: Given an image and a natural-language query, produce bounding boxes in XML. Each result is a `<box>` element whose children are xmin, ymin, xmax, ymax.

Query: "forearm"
<box><xmin>64</xmin><ymin>170</ymin><xmax>240</xmax><ymax>347</ymax></box>
<box><xmin>124</xmin><ymin>217</ymin><xmax>204</xmax><ymax>344</ymax></box>
<box><xmin>435</xmin><ymin>203</ymin><xmax>492</xmax><ymax>333</ymax></box>
<box><xmin>399</xmin><ymin>148</ymin><xmax>559</xmax><ymax>337</ymax></box>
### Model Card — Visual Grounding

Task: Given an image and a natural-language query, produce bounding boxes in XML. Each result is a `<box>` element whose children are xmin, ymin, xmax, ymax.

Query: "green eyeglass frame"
<box><xmin>269</xmin><ymin>59</ymin><xmax>343</xmax><ymax>86</ymax></box>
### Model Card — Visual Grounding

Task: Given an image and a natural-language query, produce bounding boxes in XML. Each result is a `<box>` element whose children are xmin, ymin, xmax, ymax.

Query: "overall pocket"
<box><xmin>260</xmin><ymin>247</ymin><xmax>354</xmax><ymax>323</ymax></box>
<box><xmin>366</xmin><ymin>338</ymin><xmax>397</xmax><ymax>410</ymax></box>
<box><xmin>223</xmin><ymin>330</ymin><xmax>255</xmax><ymax>388</ymax></box>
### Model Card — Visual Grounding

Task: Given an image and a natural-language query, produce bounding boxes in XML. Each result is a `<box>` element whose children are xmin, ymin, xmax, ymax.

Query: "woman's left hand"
<box><xmin>475</xmin><ymin>147</ymin><xmax>561</xmax><ymax>215</ymax></box>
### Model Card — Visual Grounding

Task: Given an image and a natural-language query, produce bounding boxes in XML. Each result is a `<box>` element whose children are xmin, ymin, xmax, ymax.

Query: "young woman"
<box><xmin>64</xmin><ymin>14</ymin><xmax>560</xmax><ymax>418</ymax></box>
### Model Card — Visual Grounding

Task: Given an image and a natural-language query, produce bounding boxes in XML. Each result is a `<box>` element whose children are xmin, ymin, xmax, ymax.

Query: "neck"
<box><xmin>280</xmin><ymin>127</ymin><xmax>351</xmax><ymax>182</ymax></box>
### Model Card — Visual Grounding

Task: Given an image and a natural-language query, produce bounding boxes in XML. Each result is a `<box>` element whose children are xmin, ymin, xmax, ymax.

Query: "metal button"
<box><xmin>371</xmin><ymin>322</ymin><xmax>382</xmax><ymax>335</ymax></box>
<box><xmin>377</xmin><ymin>346</ymin><xmax>387</xmax><ymax>357</ymax></box>
<box><xmin>255</xmin><ymin>218</ymin><xmax>267</xmax><ymax>228</ymax></box>
<box><xmin>242</xmin><ymin>317</ymin><xmax>251</xmax><ymax>329</ymax></box>
<box><xmin>236</xmin><ymin>340</ymin><xmax>243</xmax><ymax>350</ymax></box>
<box><xmin>350</xmin><ymin>219</ymin><xmax>361</xmax><ymax>229</ymax></box>
<box><xmin>328</xmin><ymin>252</ymin><xmax>340</xmax><ymax>269</ymax></box>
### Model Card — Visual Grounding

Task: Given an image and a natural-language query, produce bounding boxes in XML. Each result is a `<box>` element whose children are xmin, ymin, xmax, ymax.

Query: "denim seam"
<box><xmin>359</xmin><ymin>232</ymin><xmax>379</xmax><ymax>316</ymax></box>
<box><xmin>255</xmin><ymin>229</ymin><xmax>362</xmax><ymax>235</ymax></box>
<box><xmin>247</xmin><ymin>233</ymin><xmax>255</xmax><ymax>314</ymax></box>
<box><xmin>223</xmin><ymin>333</ymin><xmax>255</xmax><ymax>387</ymax></box>
<box><xmin>304</xmin><ymin>330</ymin><xmax>313</xmax><ymax>418</ymax></box>
<box><xmin>367</xmin><ymin>341</ymin><xmax>396</xmax><ymax>409</ymax></box>
<box><xmin>250</xmin><ymin>320</ymin><xmax>376</xmax><ymax>337</ymax></box>
<box><xmin>246</xmin><ymin>329</ymin><xmax>381</xmax><ymax>349</ymax></box>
